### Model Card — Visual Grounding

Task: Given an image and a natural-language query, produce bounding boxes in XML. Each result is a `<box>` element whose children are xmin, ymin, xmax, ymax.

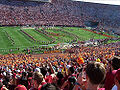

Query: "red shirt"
<box><xmin>104</xmin><ymin>70</ymin><xmax>117</xmax><ymax>90</ymax></box>
<box><xmin>0</xmin><ymin>74</ymin><xmax>3</xmax><ymax>78</ymax></box>
<box><xmin>45</xmin><ymin>75</ymin><xmax>53</xmax><ymax>83</ymax></box>
<box><xmin>15</xmin><ymin>85</ymin><xmax>27</xmax><ymax>90</ymax></box>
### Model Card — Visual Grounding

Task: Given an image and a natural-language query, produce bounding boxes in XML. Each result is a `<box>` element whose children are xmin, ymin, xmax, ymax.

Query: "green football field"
<box><xmin>0</xmin><ymin>26</ymin><xmax>118</xmax><ymax>54</ymax></box>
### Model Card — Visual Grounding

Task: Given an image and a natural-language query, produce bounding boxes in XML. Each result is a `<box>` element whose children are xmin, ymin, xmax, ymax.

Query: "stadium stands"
<box><xmin>0</xmin><ymin>42</ymin><xmax>120</xmax><ymax>90</ymax></box>
<box><xmin>0</xmin><ymin>0</ymin><xmax>120</xmax><ymax>34</ymax></box>
<box><xmin>0</xmin><ymin>0</ymin><xmax>120</xmax><ymax>90</ymax></box>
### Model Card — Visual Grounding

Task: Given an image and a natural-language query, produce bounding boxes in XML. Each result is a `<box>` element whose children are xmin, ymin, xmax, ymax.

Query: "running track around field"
<box><xmin>82</xmin><ymin>28</ymin><xmax>114</xmax><ymax>38</ymax></box>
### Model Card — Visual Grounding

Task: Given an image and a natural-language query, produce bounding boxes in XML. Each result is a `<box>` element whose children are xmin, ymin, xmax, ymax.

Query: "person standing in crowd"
<box><xmin>61</xmin><ymin>66</ymin><xmax>77</xmax><ymax>90</ymax></box>
<box><xmin>104</xmin><ymin>56</ymin><xmax>120</xmax><ymax>90</ymax></box>
<box><xmin>30</xmin><ymin>72</ymin><xmax>46</xmax><ymax>90</ymax></box>
<box><xmin>73</xmin><ymin>62</ymin><xmax>106</xmax><ymax>90</ymax></box>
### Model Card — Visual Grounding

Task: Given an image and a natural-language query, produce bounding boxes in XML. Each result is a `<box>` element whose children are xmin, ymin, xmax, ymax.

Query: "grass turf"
<box><xmin>0</xmin><ymin>26</ymin><xmax>118</xmax><ymax>54</ymax></box>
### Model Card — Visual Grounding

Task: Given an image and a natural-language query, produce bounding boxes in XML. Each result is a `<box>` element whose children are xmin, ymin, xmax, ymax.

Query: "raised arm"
<box><xmin>47</xmin><ymin>61</ymin><xmax>55</xmax><ymax>74</ymax></box>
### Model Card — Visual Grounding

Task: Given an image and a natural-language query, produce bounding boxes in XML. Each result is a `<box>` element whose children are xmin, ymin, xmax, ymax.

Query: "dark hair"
<box><xmin>19</xmin><ymin>77</ymin><xmax>28</xmax><ymax>88</ymax></box>
<box><xmin>56</xmin><ymin>72</ymin><xmax>63</xmax><ymax>86</ymax></box>
<box><xmin>69</xmin><ymin>67</ymin><xmax>75</xmax><ymax>74</ymax></box>
<box><xmin>28</xmin><ymin>67</ymin><xmax>33</xmax><ymax>72</ymax></box>
<box><xmin>41</xmin><ymin>83</ymin><xmax>60</xmax><ymax>90</ymax></box>
<box><xmin>28</xmin><ymin>72</ymin><xmax>33</xmax><ymax>78</ymax></box>
<box><xmin>3</xmin><ymin>76</ymin><xmax>9</xmax><ymax>88</ymax></box>
<box><xmin>68</xmin><ymin>76</ymin><xmax>77</xmax><ymax>90</ymax></box>
<box><xmin>22</xmin><ymin>72</ymin><xmax>27</xmax><ymax>77</ymax></box>
<box><xmin>19</xmin><ymin>72</ymin><xmax>28</xmax><ymax>87</ymax></box>
<box><xmin>68</xmin><ymin>76</ymin><xmax>77</xmax><ymax>84</ymax></box>
<box><xmin>112</xmin><ymin>57</ymin><xmax>120</xmax><ymax>70</ymax></box>
<box><xmin>57</xmin><ymin>72</ymin><xmax>63</xmax><ymax>79</ymax></box>
<box><xmin>40</xmin><ymin>67</ymin><xmax>47</xmax><ymax>77</ymax></box>
<box><xmin>48</xmin><ymin>68</ymin><xmax>52</xmax><ymax>74</ymax></box>
<box><xmin>86</xmin><ymin>62</ymin><xmax>106</xmax><ymax>84</ymax></box>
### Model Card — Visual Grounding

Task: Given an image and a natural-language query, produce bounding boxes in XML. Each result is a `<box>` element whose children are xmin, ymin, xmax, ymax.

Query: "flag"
<box><xmin>77</xmin><ymin>57</ymin><xmax>84</xmax><ymax>64</ymax></box>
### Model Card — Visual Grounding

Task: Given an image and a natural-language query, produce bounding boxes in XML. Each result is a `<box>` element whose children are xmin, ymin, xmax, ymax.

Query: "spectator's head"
<box><xmin>32</xmin><ymin>72</ymin><xmax>43</xmax><ymax>86</ymax></box>
<box><xmin>86</xmin><ymin>62</ymin><xmax>106</xmax><ymax>85</ymax></box>
<box><xmin>22</xmin><ymin>72</ymin><xmax>27</xmax><ymax>77</ymax></box>
<box><xmin>111</xmin><ymin>56</ymin><xmax>120</xmax><ymax>70</ymax></box>
<box><xmin>57</xmin><ymin>72</ymin><xmax>63</xmax><ymax>79</ymax></box>
<box><xmin>68</xmin><ymin>67</ymin><xmax>75</xmax><ymax>75</ymax></box>
<box><xmin>19</xmin><ymin>76</ymin><xmax>28</xmax><ymax>88</ymax></box>
<box><xmin>56</xmin><ymin>72</ymin><xmax>64</xmax><ymax>86</ymax></box>
<box><xmin>41</xmin><ymin>83</ymin><xmax>60</xmax><ymax>90</ymax></box>
<box><xmin>40</xmin><ymin>67</ymin><xmax>47</xmax><ymax>77</ymax></box>
<box><xmin>68</xmin><ymin>76</ymin><xmax>77</xmax><ymax>90</ymax></box>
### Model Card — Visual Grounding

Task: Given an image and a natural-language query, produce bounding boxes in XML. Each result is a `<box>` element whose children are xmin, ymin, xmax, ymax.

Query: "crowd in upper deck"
<box><xmin>0</xmin><ymin>0</ymin><xmax>120</xmax><ymax>33</ymax></box>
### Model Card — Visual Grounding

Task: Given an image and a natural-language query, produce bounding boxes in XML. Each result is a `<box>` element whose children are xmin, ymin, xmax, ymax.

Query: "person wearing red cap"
<box><xmin>112</xmin><ymin>69</ymin><xmax>120</xmax><ymax>90</ymax></box>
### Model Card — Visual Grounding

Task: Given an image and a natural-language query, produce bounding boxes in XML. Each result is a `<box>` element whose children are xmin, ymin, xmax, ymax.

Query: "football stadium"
<box><xmin>0</xmin><ymin>0</ymin><xmax>120</xmax><ymax>90</ymax></box>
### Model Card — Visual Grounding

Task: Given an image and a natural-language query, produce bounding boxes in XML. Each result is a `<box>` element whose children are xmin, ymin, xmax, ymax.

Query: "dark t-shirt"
<box><xmin>8</xmin><ymin>85</ymin><xmax>17</xmax><ymax>90</ymax></box>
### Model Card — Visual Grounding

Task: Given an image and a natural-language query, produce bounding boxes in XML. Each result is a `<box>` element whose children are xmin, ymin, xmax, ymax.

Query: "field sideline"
<box><xmin>0</xmin><ymin>26</ymin><xmax>118</xmax><ymax>54</ymax></box>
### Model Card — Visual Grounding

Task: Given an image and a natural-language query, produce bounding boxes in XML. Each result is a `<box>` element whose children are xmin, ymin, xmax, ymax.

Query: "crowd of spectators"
<box><xmin>0</xmin><ymin>41</ymin><xmax>120</xmax><ymax>90</ymax></box>
<box><xmin>0</xmin><ymin>0</ymin><xmax>120</xmax><ymax>34</ymax></box>
<box><xmin>0</xmin><ymin>1</ymin><xmax>120</xmax><ymax>89</ymax></box>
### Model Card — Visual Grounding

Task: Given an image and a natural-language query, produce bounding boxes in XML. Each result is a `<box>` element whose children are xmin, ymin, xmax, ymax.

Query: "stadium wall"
<box><xmin>12</xmin><ymin>0</ymin><xmax>51</xmax><ymax>2</ymax></box>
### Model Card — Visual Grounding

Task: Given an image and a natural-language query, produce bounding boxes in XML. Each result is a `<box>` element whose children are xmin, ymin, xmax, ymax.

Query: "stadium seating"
<box><xmin>0</xmin><ymin>0</ymin><xmax>120</xmax><ymax>34</ymax></box>
<box><xmin>0</xmin><ymin>1</ymin><xmax>120</xmax><ymax>89</ymax></box>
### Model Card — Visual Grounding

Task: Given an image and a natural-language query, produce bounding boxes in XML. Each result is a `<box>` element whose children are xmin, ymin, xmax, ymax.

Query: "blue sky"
<box><xmin>73</xmin><ymin>0</ymin><xmax>120</xmax><ymax>5</ymax></box>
